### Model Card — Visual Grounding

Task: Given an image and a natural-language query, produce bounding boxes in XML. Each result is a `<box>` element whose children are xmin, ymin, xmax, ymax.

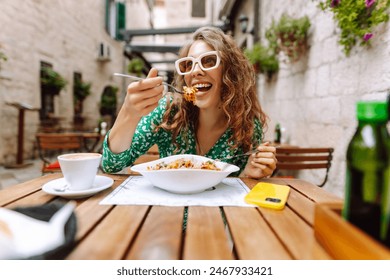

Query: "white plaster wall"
<box><xmin>258</xmin><ymin>0</ymin><xmax>390</xmax><ymax>197</ymax></box>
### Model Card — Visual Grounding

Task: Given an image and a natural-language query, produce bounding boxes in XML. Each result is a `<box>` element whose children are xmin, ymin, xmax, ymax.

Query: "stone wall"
<box><xmin>258</xmin><ymin>0</ymin><xmax>390</xmax><ymax>197</ymax></box>
<box><xmin>0</xmin><ymin>0</ymin><xmax>127</xmax><ymax>164</ymax></box>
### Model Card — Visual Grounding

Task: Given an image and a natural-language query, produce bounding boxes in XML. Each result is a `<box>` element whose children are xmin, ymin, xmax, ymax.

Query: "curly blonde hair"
<box><xmin>159</xmin><ymin>26</ymin><xmax>268</xmax><ymax>152</ymax></box>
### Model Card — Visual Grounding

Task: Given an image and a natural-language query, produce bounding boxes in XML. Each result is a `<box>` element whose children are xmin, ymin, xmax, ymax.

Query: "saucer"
<box><xmin>42</xmin><ymin>175</ymin><xmax>114</xmax><ymax>199</ymax></box>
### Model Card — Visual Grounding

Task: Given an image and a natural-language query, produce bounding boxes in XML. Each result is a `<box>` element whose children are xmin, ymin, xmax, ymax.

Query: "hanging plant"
<box><xmin>318</xmin><ymin>0</ymin><xmax>390</xmax><ymax>56</ymax></box>
<box><xmin>127</xmin><ymin>57</ymin><xmax>145</xmax><ymax>76</ymax></box>
<box><xmin>272</xmin><ymin>14</ymin><xmax>311</xmax><ymax>62</ymax></box>
<box><xmin>244</xmin><ymin>43</ymin><xmax>279</xmax><ymax>78</ymax></box>
<box><xmin>40</xmin><ymin>67</ymin><xmax>67</xmax><ymax>94</ymax></box>
<box><xmin>74</xmin><ymin>79</ymin><xmax>91</xmax><ymax>101</ymax></box>
<box><xmin>73</xmin><ymin>79</ymin><xmax>91</xmax><ymax>118</ymax></box>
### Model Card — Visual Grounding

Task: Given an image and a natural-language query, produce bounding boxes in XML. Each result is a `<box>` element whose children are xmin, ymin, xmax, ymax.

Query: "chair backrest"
<box><xmin>36</xmin><ymin>133</ymin><xmax>83</xmax><ymax>152</ymax></box>
<box><xmin>36</xmin><ymin>133</ymin><xmax>84</xmax><ymax>173</ymax></box>
<box><xmin>275</xmin><ymin>147</ymin><xmax>334</xmax><ymax>187</ymax></box>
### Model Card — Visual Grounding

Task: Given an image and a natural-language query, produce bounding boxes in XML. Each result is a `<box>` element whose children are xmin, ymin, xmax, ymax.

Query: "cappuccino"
<box><xmin>59</xmin><ymin>153</ymin><xmax>101</xmax><ymax>160</ymax></box>
<box><xmin>58</xmin><ymin>153</ymin><xmax>102</xmax><ymax>191</ymax></box>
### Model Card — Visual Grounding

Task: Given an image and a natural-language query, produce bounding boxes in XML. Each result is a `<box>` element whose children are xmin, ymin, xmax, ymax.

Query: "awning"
<box><xmin>122</xmin><ymin>23</ymin><xmax>232</xmax><ymax>76</ymax></box>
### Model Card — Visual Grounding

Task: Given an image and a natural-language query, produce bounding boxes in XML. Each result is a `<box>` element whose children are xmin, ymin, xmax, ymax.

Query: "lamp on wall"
<box><xmin>239</xmin><ymin>14</ymin><xmax>249</xmax><ymax>33</ymax></box>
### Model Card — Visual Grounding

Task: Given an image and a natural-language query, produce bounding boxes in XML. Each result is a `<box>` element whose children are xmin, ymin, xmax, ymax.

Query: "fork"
<box><xmin>113</xmin><ymin>73</ymin><xmax>183</xmax><ymax>94</ymax></box>
<box><xmin>216</xmin><ymin>148</ymin><xmax>259</xmax><ymax>162</ymax></box>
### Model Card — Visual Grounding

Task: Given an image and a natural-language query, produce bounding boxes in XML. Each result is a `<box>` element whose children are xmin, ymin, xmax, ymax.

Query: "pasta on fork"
<box><xmin>183</xmin><ymin>86</ymin><xmax>197</xmax><ymax>103</ymax></box>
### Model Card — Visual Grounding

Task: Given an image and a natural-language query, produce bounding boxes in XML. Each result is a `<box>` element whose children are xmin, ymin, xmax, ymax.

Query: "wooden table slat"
<box><xmin>285</xmin><ymin>179</ymin><xmax>343</xmax><ymax>204</ymax></box>
<box><xmin>0</xmin><ymin>174</ymin><xmax>61</xmax><ymax>206</ymax></box>
<box><xmin>286</xmin><ymin>188</ymin><xmax>316</xmax><ymax>225</ymax></box>
<box><xmin>73</xmin><ymin>189</ymin><xmax>115</xmax><ymax>241</ymax></box>
<box><xmin>224</xmin><ymin>206</ymin><xmax>292</xmax><ymax>259</ymax></box>
<box><xmin>67</xmin><ymin>205</ymin><xmax>149</xmax><ymax>260</ymax></box>
<box><xmin>126</xmin><ymin>206</ymin><xmax>184</xmax><ymax>260</ymax></box>
<box><xmin>184</xmin><ymin>206</ymin><xmax>234</xmax><ymax>260</ymax></box>
<box><xmin>258</xmin><ymin>206</ymin><xmax>331</xmax><ymax>259</ymax></box>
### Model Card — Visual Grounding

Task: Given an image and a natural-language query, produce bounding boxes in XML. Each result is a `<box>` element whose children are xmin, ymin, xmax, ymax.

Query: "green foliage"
<box><xmin>100</xmin><ymin>86</ymin><xmax>118</xmax><ymax>116</ymax></box>
<box><xmin>265</xmin><ymin>24</ymin><xmax>280</xmax><ymax>54</ymax></box>
<box><xmin>74</xmin><ymin>79</ymin><xmax>91</xmax><ymax>101</ymax></box>
<box><xmin>318</xmin><ymin>0</ymin><xmax>390</xmax><ymax>55</ymax></box>
<box><xmin>127</xmin><ymin>58</ymin><xmax>144</xmax><ymax>75</ymax></box>
<box><xmin>244</xmin><ymin>14</ymin><xmax>310</xmax><ymax>77</ymax></box>
<box><xmin>0</xmin><ymin>51</ymin><xmax>7</xmax><ymax>62</ymax></box>
<box><xmin>274</xmin><ymin>14</ymin><xmax>311</xmax><ymax>43</ymax></box>
<box><xmin>272</xmin><ymin>14</ymin><xmax>311</xmax><ymax>61</ymax></box>
<box><xmin>244</xmin><ymin>43</ymin><xmax>279</xmax><ymax>76</ymax></box>
<box><xmin>40</xmin><ymin>67</ymin><xmax>67</xmax><ymax>91</ymax></box>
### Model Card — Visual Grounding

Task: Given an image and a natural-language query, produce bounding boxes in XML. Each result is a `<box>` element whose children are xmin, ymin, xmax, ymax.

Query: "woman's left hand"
<box><xmin>240</xmin><ymin>142</ymin><xmax>277</xmax><ymax>179</ymax></box>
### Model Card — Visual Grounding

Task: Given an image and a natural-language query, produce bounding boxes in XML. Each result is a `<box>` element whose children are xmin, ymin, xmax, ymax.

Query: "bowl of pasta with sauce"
<box><xmin>130</xmin><ymin>154</ymin><xmax>240</xmax><ymax>194</ymax></box>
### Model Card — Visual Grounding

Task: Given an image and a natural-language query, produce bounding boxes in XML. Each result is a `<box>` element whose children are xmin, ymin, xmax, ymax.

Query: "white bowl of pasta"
<box><xmin>130</xmin><ymin>154</ymin><xmax>240</xmax><ymax>194</ymax></box>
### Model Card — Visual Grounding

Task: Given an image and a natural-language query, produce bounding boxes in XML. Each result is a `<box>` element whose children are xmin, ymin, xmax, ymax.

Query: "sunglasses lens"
<box><xmin>178</xmin><ymin>59</ymin><xmax>193</xmax><ymax>74</ymax></box>
<box><xmin>200</xmin><ymin>54</ymin><xmax>218</xmax><ymax>69</ymax></box>
<box><xmin>176</xmin><ymin>52</ymin><xmax>219</xmax><ymax>75</ymax></box>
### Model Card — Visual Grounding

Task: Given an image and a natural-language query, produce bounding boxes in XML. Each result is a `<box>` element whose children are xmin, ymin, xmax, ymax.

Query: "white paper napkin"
<box><xmin>100</xmin><ymin>176</ymin><xmax>254</xmax><ymax>207</ymax></box>
<box><xmin>0</xmin><ymin>201</ymin><xmax>75</xmax><ymax>259</ymax></box>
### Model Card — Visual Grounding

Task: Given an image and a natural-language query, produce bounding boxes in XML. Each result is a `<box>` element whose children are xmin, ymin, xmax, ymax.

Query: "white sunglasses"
<box><xmin>175</xmin><ymin>51</ymin><xmax>221</xmax><ymax>75</ymax></box>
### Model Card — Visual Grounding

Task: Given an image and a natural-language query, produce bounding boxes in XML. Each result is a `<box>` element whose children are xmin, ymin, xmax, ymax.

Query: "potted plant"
<box><xmin>127</xmin><ymin>57</ymin><xmax>145</xmax><ymax>76</ymax></box>
<box><xmin>99</xmin><ymin>85</ymin><xmax>118</xmax><ymax>116</ymax></box>
<box><xmin>273</xmin><ymin>14</ymin><xmax>311</xmax><ymax>62</ymax></box>
<box><xmin>40</xmin><ymin>67</ymin><xmax>67</xmax><ymax>95</ymax></box>
<box><xmin>73</xmin><ymin>79</ymin><xmax>91</xmax><ymax>124</ymax></box>
<box><xmin>244</xmin><ymin>42</ymin><xmax>279</xmax><ymax>79</ymax></box>
<box><xmin>319</xmin><ymin>0</ymin><xmax>390</xmax><ymax>56</ymax></box>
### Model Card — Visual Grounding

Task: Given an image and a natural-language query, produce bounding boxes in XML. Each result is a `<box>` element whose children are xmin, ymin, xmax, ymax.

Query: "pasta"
<box><xmin>183</xmin><ymin>86</ymin><xmax>197</xmax><ymax>103</ymax></box>
<box><xmin>147</xmin><ymin>158</ymin><xmax>221</xmax><ymax>171</ymax></box>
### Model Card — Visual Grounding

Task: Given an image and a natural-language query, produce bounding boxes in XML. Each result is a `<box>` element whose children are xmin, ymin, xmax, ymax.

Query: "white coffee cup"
<box><xmin>58</xmin><ymin>153</ymin><xmax>102</xmax><ymax>191</ymax></box>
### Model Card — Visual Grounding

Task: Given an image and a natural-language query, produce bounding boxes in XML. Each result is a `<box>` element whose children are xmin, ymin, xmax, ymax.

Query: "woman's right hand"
<box><xmin>122</xmin><ymin>68</ymin><xmax>164</xmax><ymax>120</ymax></box>
<box><xmin>107</xmin><ymin>68</ymin><xmax>163</xmax><ymax>154</ymax></box>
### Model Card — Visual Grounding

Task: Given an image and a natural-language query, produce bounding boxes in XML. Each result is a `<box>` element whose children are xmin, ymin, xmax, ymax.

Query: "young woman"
<box><xmin>102</xmin><ymin>26</ymin><xmax>276</xmax><ymax>178</ymax></box>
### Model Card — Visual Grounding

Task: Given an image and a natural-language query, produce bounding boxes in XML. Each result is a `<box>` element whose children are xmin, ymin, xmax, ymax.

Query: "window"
<box><xmin>192</xmin><ymin>0</ymin><xmax>205</xmax><ymax>18</ymax></box>
<box><xmin>73</xmin><ymin>72</ymin><xmax>82</xmax><ymax>117</ymax></box>
<box><xmin>40</xmin><ymin>62</ymin><xmax>54</xmax><ymax>120</ymax></box>
<box><xmin>105</xmin><ymin>0</ymin><xmax>126</xmax><ymax>40</ymax></box>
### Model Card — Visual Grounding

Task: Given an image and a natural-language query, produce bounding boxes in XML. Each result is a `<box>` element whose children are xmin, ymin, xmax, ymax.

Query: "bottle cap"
<box><xmin>357</xmin><ymin>101</ymin><xmax>388</xmax><ymax>121</ymax></box>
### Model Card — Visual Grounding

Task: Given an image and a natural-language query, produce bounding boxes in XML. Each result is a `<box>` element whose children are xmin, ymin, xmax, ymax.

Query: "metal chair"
<box><xmin>35</xmin><ymin>133</ymin><xmax>83</xmax><ymax>173</ymax></box>
<box><xmin>274</xmin><ymin>147</ymin><xmax>334</xmax><ymax>187</ymax></box>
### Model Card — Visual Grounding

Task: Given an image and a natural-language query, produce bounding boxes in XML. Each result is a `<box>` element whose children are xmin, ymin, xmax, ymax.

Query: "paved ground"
<box><xmin>0</xmin><ymin>159</ymin><xmax>43</xmax><ymax>189</ymax></box>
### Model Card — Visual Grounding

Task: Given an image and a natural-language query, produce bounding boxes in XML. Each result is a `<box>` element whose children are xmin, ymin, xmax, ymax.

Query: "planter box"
<box><xmin>314</xmin><ymin>203</ymin><xmax>390</xmax><ymax>259</ymax></box>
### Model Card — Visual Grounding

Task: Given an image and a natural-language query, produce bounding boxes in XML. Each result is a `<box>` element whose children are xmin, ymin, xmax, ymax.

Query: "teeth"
<box><xmin>194</xmin><ymin>83</ymin><xmax>211</xmax><ymax>89</ymax></box>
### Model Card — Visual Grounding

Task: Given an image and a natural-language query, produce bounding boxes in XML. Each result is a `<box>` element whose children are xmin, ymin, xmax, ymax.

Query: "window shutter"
<box><xmin>105</xmin><ymin>0</ymin><xmax>110</xmax><ymax>34</ymax></box>
<box><xmin>115</xmin><ymin>2</ymin><xmax>126</xmax><ymax>40</ymax></box>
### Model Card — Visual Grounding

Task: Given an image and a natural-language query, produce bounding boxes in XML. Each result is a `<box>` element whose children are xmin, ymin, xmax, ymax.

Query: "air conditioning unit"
<box><xmin>97</xmin><ymin>42</ymin><xmax>111</xmax><ymax>62</ymax></box>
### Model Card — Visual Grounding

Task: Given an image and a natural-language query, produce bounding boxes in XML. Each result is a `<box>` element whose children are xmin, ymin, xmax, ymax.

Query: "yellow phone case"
<box><xmin>245</xmin><ymin>182</ymin><xmax>290</xmax><ymax>210</ymax></box>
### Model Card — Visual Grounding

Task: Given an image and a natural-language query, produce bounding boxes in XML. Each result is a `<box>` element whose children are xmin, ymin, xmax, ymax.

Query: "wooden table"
<box><xmin>0</xmin><ymin>174</ymin><xmax>344</xmax><ymax>260</ymax></box>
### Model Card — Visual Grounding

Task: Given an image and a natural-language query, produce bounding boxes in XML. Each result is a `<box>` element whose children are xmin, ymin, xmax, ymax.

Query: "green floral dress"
<box><xmin>102</xmin><ymin>97</ymin><xmax>263</xmax><ymax>176</ymax></box>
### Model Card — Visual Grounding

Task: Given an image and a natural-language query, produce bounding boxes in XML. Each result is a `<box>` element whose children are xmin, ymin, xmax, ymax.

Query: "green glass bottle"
<box><xmin>381</xmin><ymin>95</ymin><xmax>390</xmax><ymax>246</ymax></box>
<box><xmin>343</xmin><ymin>101</ymin><xmax>389</xmax><ymax>245</ymax></box>
<box><xmin>274</xmin><ymin>123</ymin><xmax>281</xmax><ymax>144</ymax></box>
